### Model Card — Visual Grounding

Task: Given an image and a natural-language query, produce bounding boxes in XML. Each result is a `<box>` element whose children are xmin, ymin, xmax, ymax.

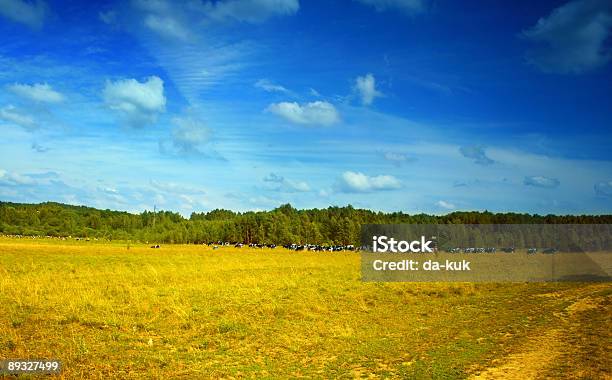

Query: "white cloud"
<box><xmin>8</xmin><ymin>83</ymin><xmax>64</xmax><ymax>103</ymax></box>
<box><xmin>354</xmin><ymin>73</ymin><xmax>382</xmax><ymax>106</ymax></box>
<box><xmin>170</xmin><ymin>116</ymin><xmax>210</xmax><ymax>154</ymax></box>
<box><xmin>144</xmin><ymin>14</ymin><xmax>190</xmax><ymax>40</ymax></box>
<box><xmin>337</xmin><ymin>171</ymin><xmax>401</xmax><ymax>193</ymax></box>
<box><xmin>103</xmin><ymin>76</ymin><xmax>166</xmax><ymax>127</ymax></box>
<box><xmin>287</xmin><ymin>181</ymin><xmax>310</xmax><ymax>192</ymax></box>
<box><xmin>267</xmin><ymin>101</ymin><xmax>340</xmax><ymax>126</ymax></box>
<box><xmin>255</xmin><ymin>79</ymin><xmax>290</xmax><ymax>94</ymax></box>
<box><xmin>205</xmin><ymin>0</ymin><xmax>299</xmax><ymax>23</ymax></box>
<box><xmin>263</xmin><ymin>172</ymin><xmax>310</xmax><ymax>192</ymax></box>
<box><xmin>522</xmin><ymin>0</ymin><xmax>612</xmax><ymax>74</ymax></box>
<box><xmin>0</xmin><ymin>105</ymin><xmax>37</xmax><ymax>130</ymax></box>
<box><xmin>436</xmin><ymin>200</ymin><xmax>455</xmax><ymax>210</ymax></box>
<box><xmin>356</xmin><ymin>0</ymin><xmax>425</xmax><ymax>14</ymax></box>
<box><xmin>524</xmin><ymin>176</ymin><xmax>560</xmax><ymax>188</ymax></box>
<box><xmin>0</xmin><ymin>0</ymin><xmax>47</xmax><ymax>29</ymax></box>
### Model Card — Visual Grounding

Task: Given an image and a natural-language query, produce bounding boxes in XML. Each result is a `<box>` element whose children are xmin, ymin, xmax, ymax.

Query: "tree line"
<box><xmin>1</xmin><ymin>201</ymin><xmax>611</xmax><ymax>246</ymax></box>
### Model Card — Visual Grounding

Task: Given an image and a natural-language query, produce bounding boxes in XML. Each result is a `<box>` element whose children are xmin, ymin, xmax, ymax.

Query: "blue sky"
<box><xmin>1</xmin><ymin>0</ymin><xmax>611</xmax><ymax>215</ymax></box>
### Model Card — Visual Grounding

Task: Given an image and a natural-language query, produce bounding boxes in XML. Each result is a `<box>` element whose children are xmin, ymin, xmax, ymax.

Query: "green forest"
<box><xmin>1</xmin><ymin>201</ymin><xmax>611</xmax><ymax>245</ymax></box>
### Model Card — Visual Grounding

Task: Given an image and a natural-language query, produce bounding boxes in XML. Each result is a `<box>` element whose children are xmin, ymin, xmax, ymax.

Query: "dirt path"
<box><xmin>470</xmin><ymin>286</ymin><xmax>608</xmax><ymax>380</ymax></box>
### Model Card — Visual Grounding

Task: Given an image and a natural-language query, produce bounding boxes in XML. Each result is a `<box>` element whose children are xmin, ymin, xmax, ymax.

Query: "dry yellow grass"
<box><xmin>0</xmin><ymin>238</ymin><xmax>609</xmax><ymax>379</ymax></box>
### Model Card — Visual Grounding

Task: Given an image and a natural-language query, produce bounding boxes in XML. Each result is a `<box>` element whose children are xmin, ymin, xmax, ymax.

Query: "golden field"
<box><xmin>0</xmin><ymin>238</ymin><xmax>610</xmax><ymax>379</ymax></box>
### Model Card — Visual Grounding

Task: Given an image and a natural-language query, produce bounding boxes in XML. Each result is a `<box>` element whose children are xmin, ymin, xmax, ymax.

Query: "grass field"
<box><xmin>0</xmin><ymin>238</ymin><xmax>610</xmax><ymax>379</ymax></box>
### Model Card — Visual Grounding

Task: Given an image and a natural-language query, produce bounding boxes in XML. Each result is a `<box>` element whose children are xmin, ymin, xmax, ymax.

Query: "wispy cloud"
<box><xmin>524</xmin><ymin>175</ymin><xmax>560</xmax><ymax>188</ymax></box>
<box><xmin>168</xmin><ymin>115</ymin><xmax>210</xmax><ymax>155</ymax></box>
<box><xmin>0</xmin><ymin>0</ymin><xmax>47</xmax><ymax>29</ymax></box>
<box><xmin>255</xmin><ymin>79</ymin><xmax>291</xmax><ymax>94</ymax></box>
<box><xmin>263</xmin><ymin>172</ymin><xmax>310</xmax><ymax>192</ymax></box>
<box><xmin>356</xmin><ymin>0</ymin><xmax>426</xmax><ymax>14</ymax></box>
<box><xmin>144</xmin><ymin>14</ymin><xmax>190</xmax><ymax>40</ymax></box>
<box><xmin>460</xmin><ymin>145</ymin><xmax>495</xmax><ymax>165</ymax></box>
<box><xmin>436</xmin><ymin>200</ymin><xmax>455</xmax><ymax>209</ymax></box>
<box><xmin>0</xmin><ymin>105</ymin><xmax>37</xmax><ymax>130</ymax></box>
<box><xmin>8</xmin><ymin>83</ymin><xmax>64</xmax><ymax>103</ymax></box>
<box><xmin>146</xmin><ymin>41</ymin><xmax>254</xmax><ymax>102</ymax></box>
<box><xmin>130</xmin><ymin>0</ymin><xmax>299</xmax><ymax>40</ymax></box>
<box><xmin>383</xmin><ymin>151</ymin><xmax>414</xmax><ymax>166</ymax></box>
<box><xmin>594</xmin><ymin>180</ymin><xmax>612</xmax><ymax>197</ymax></box>
<box><xmin>98</xmin><ymin>10</ymin><xmax>117</xmax><ymax>25</ymax></box>
<box><xmin>150</xmin><ymin>179</ymin><xmax>206</xmax><ymax>195</ymax></box>
<box><xmin>522</xmin><ymin>0</ymin><xmax>612</xmax><ymax>74</ymax></box>
<box><xmin>130</xmin><ymin>0</ymin><xmax>191</xmax><ymax>40</ymax></box>
<box><xmin>0</xmin><ymin>168</ymin><xmax>38</xmax><ymax>185</ymax></box>
<box><xmin>204</xmin><ymin>0</ymin><xmax>300</xmax><ymax>23</ymax></box>
<box><xmin>31</xmin><ymin>142</ymin><xmax>49</xmax><ymax>152</ymax></box>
